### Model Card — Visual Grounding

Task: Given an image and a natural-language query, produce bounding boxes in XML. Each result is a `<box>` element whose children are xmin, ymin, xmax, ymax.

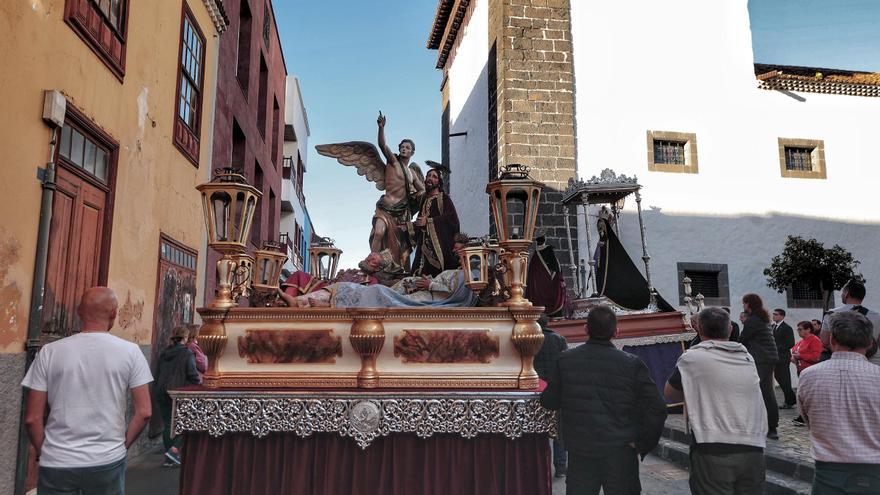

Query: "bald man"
<box><xmin>23</xmin><ymin>287</ymin><xmax>153</xmax><ymax>495</ymax></box>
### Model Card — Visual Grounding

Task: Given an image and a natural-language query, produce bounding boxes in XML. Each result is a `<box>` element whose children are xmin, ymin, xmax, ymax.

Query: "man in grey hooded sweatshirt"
<box><xmin>665</xmin><ymin>307</ymin><xmax>767</xmax><ymax>494</ymax></box>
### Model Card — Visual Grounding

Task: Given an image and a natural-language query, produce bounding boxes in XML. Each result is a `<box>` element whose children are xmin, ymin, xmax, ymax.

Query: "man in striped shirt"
<box><xmin>798</xmin><ymin>311</ymin><xmax>880</xmax><ymax>493</ymax></box>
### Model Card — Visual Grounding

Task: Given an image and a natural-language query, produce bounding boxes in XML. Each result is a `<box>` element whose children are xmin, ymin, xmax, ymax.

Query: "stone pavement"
<box><xmin>551</xmin><ymin>454</ymin><xmax>690</xmax><ymax>495</ymax></box>
<box><xmin>126</xmin><ymin>451</ymin><xmax>179</xmax><ymax>494</ymax></box>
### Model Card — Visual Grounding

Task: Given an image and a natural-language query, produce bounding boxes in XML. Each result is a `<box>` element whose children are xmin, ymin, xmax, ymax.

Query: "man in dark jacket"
<box><xmin>771</xmin><ymin>308</ymin><xmax>796</xmax><ymax>408</ymax></box>
<box><xmin>534</xmin><ymin>314</ymin><xmax>569</xmax><ymax>478</ymax></box>
<box><xmin>541</xmin><ymin>305</ymin><xmax>667</xmax><ymax>494</ymax></box>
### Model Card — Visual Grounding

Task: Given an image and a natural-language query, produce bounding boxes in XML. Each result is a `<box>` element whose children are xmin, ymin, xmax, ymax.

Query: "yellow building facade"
<box><xmin>0</xmin><ymin>1</ymin><xmax>227</xmax><ymax>491</ymax></box>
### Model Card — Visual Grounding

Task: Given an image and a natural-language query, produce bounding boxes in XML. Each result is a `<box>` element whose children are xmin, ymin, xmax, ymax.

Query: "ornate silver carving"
<box><xmin>350</xmin><ymin>400</ymin><xmax>381</xmax><ymax>434</ymax></box>
<box><xmin>614</xmin><ymin>332</ymin><xmax>696</xmax><ymax>349</ymax></box>
<box><xmin>171</xmin><ymin>391</ymin><xmax>557</xmax><ymax>449</ymax></box>
<box><xmin>564</xmin><ymin>169</ymin><xmax>639</xmax><ymax>196</ymax></box>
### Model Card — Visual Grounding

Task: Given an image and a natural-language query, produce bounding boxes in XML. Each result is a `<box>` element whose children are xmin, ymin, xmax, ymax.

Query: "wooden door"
<box><xmin>150</xmin><ymin>235</ymin><xmax>198</xmax><ymax>364</ymax></box>
<box><xmin>41</xmin><ymin>166</ymin><xmax>107</xmax><ymax>337</ymax></box>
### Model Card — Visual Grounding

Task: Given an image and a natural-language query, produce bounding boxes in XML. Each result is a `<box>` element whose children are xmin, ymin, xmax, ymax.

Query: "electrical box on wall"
<box><xmin>42</xmin><ymin>90</ymin><xmax>66</xmax><ymax>128</ymax></box>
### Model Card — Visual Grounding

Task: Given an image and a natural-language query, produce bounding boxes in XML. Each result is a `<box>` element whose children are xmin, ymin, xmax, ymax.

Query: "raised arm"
<box><xmin>377</xmin><ymin>112</ymin><xmax>395</xmax><ymax>163</ymax></box>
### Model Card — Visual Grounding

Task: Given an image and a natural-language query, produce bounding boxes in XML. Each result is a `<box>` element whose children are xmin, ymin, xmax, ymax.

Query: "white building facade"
<box><xmin>429</xmin><ymin>0</ymin><xmax>880</xmax><ymax>322</ymax></box>
<box><xmin>281</xmin><ymin>76</ymin><xmax>315</xmax><ymax>273</ymax></box>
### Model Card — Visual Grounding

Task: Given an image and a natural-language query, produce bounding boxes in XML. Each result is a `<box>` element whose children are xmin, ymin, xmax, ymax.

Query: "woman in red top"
<box><xmin>791</xmin><ymin>320</ymin><xmax>823</xmax><ymax>427</ymax></box>
<box><xmin>791</xmin><ymin>321</ymin><xmax>823</xmax><ymax>374</ymax></box>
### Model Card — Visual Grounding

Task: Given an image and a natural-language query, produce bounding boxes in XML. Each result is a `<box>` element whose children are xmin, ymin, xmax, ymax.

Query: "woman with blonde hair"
<box><xmin>185</xmin><ymin>324</ymin><xmax>207</xmax><ymax>380</ymax></box>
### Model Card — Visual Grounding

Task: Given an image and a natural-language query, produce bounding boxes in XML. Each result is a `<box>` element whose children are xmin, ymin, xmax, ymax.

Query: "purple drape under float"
<box><xmin>621</xmin><ymin>342</ymin><xmax>683</xmax><ymax>396</ymax></box>
<box><xmin>180</xmin><ymin>432</ymin><xmax>551</xmax><ymax>495</ymax></box>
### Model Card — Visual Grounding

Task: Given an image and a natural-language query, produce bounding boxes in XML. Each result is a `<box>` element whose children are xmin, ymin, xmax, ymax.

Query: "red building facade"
<box><xmin>209</xmin><ymin>0</ymin><xmax>287</xmax><ymax>298</ymax></box>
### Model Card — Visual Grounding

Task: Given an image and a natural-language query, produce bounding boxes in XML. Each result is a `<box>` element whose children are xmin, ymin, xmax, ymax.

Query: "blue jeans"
<box><xmin>38</xmin><ymin>456</ymin><xmax>126</xmax><ymax>495</ymax></box>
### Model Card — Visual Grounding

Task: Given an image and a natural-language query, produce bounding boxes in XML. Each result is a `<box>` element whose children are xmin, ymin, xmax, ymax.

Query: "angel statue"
<box><xmin>316</xmin><ymin>112</ymin><xmax>425</xmax><ymax>271</ymax></box>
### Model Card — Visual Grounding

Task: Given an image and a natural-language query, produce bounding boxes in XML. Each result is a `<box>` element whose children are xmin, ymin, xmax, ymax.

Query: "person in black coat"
<box><xmin>771</xmin><ymin>308</ymin><xmax>797</xmax><ymax>408</ymax></box>
<box><xmin>723</xmin><ymin>307</ymin><xmax>740</xmax><ymax>342</ymax></box>
<box><xmin>153</xmin><ymin>325</ymin><xmax>200</xmax><ymax>466</ymax></box>
<box><xmin>740</xmin><ymin>293</ymin><xmax>779</xmax><ymax>439</ymax></box>
<box><xmin>541</xmin><ymin>305</ymin><xmax>667</xmax><ymax>494</ymax></box>
<box><xmin>533</xmin><ymin>314</ymin><xmax>570</xmax><ymax>478</ymax></box>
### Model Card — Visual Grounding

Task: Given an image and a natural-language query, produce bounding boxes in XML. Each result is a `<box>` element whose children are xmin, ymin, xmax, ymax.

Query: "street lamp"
<box><xmin>196</xmin><ymin>168</ymin><xmax>262</xmax><ymax>309</ymax></box>
<box><xmin>486</xmin><ymin>164</ymin><xmax>544</xmax><ymax>307</ymax></box>
<box><xmin>252</xmin><ymin>241</ymin><xmax>288</xmax><ymax>293</ymax></box>
<box><xmin>308</xmin><ymin>238</ymin><xmax>342</xmax><ymax>281</ymax></box>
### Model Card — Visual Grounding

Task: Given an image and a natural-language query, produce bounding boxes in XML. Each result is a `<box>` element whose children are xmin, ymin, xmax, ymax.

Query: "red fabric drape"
<box><xmin>181</xmin><ymin>432</ymin><xmax>551</xmax><ymax>495</ymax></box>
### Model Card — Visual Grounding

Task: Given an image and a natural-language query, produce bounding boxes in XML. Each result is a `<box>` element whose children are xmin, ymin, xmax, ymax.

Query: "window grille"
<box><xmin>684</xmin><ymin>270</ymin><xmax>720</xmax><ymax>298</ymax></box>
<box><xmin>653</xmin><ymin>140</ymin><xmax>686</xmax><ymax>165</ymax></box>
<box><xmin>791</xmin><ymin>279</ymin><xmax>823</xmax><ymax>301</ymax></box>
<box><xmin>784</xmin><ymin>147</ymin><xmax>813</xmax><ymax>172</ymax></box>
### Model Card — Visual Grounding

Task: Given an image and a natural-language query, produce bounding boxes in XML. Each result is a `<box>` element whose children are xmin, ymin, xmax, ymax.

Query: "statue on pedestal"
<box><xmin>316</xmin><ymin>112</ymin><xmax>425</xmax><ymax>271</ymax></box>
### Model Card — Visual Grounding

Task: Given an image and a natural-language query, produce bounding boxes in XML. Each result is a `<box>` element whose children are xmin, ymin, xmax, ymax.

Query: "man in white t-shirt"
<box><xmin>22</xmin><ymin>287</ymin><xmax>153</xmax><ymax>495</ymax></box>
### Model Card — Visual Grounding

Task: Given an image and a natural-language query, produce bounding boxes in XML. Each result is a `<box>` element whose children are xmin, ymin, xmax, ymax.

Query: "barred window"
<box><xmin>647</xmin><ymin>131</ymin><xmax>698</xmax><ymax>174</ymax></box>
<box><xmin>653</xmin><ymin>140</ymin><xmax>686</xmax><ymax>165</ymax></box>
<box><xmin>790</xmin><ymin>279</ymin><xmax>822</xmax><ymax>301</ymax></box>
<box><xmin>684</xmin><ymin>270</ymin><xmax>720</xmax><ymax>298</ymax></box>
<box><xmin>677</xmin><ymin>262</ymin><xmax>729</xmax><ymax>306</ymax></box>
<box><xmin>784</xmin><ymin>147</ymin><xmax>813</xmax><ymax>172</ymax></box>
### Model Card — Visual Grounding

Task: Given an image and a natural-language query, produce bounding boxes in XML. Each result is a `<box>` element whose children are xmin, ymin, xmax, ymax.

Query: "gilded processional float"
<box><xmin>171</xmin><ymin>164</ymin><xmax>560</xmax><ymax>494</ymax></box>
<box><xmin>172</xmin><ymin>118</ymin><xmax>693</xmax><ymax>492</ymax></box>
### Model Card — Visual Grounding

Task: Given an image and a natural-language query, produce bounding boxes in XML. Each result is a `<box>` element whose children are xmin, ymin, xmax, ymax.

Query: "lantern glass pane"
<box><xmin>320</xmin><ymin>254</ymin><xmax>330</xmax><ymax>279</ymax></box>
<box><xmin>469</xmin><ymin>255</ymin><xmax>483</xmax><ymax>281</ymax></box>
<box><xmin>210</xmin><ymin>192</ymin><xmax>231</xmax><ymax>241</ymax></box>
<box><xmin>259</xmin><ymin>258</ymin><xmax>270</xmax><ymax>284</ymax></box>
<box><xmin>505</xmin><ymin>189</ymin><xmax>529</xmax><ymax>240</ymax></box>
<box><xmin>492</xmin><ymin>190</ymin><xmax>505</xmax><ymax>240</ymax></box>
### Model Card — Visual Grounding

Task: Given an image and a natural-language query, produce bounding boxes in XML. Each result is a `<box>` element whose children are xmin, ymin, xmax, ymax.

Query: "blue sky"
<box><xmin>274</xmin><ymin>0</ymin><xmax>880</xmax><ymax>268</ymax></box>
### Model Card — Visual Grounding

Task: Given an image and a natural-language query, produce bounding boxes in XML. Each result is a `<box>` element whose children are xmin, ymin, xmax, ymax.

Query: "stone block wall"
<box><xmin>488</xmin><ymin>0</ymin><xmax>580</xmax><ymax>291</ymax></box>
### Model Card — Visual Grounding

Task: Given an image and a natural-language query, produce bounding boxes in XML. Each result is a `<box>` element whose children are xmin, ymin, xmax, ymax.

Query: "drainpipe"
<box><xmin>14</xmin><ymin>98</ymin><xmax>62</xmax><ymax>495</ymax></box>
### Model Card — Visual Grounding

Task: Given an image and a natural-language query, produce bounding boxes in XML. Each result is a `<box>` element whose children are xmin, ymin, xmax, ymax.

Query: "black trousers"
<box><xmin>567</xmin><ymin>446</ymin><xmax>640</xmax><ymax>495</ymax></box>
<box><xmin>756</xmin><ymin>363</ymin><xmax>779</xmax><ymax>431</ymax></box>
<box><xmin>773</xmin><ymin>356</ymin><xmax>796</xmax><ymax>406</ymax></box>
<box><xmin>689</xmin><ymin>449</ymin><xmax>765</xmax><ymax>495</ymax></box>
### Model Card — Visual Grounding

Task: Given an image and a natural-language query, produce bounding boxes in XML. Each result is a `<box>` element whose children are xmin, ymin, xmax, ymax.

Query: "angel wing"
<box><xmin>408</xmin><ymin>162</ymin><xmax>425</xmax><ymax>186</ymax></box>
<box><xmin>315</xmin><ymin>141</ymin><xmax>386</xmax><ymax>191</ymax></box>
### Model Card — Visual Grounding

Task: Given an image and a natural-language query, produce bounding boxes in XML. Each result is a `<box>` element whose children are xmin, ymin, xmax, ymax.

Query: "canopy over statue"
<box><xmin>316</xmin><ymin>112</ymin><xmax>425</xmax><ymax>271</ymax></box>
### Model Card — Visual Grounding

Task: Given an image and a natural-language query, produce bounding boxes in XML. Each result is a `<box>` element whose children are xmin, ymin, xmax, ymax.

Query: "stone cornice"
<box><xmin>203</xmin><ymin>0</ymin><xmax>229</xmax><ymax>34</ymax></box>
<box><xmin>757</xmin><ymin>74</ymin><xmax>880</xmax><ymax>98</ymax></box>
<box><xmin>426</xmin><ymin>0</ymin><xmax>472</xmax><ymax>69</ymax></box>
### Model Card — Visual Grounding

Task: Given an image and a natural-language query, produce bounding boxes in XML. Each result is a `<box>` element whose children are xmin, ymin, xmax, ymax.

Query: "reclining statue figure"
<box><xmin>279</xmin><ymin>236</ymin><xmax>477</xmax><ymax>309</ymax></box>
